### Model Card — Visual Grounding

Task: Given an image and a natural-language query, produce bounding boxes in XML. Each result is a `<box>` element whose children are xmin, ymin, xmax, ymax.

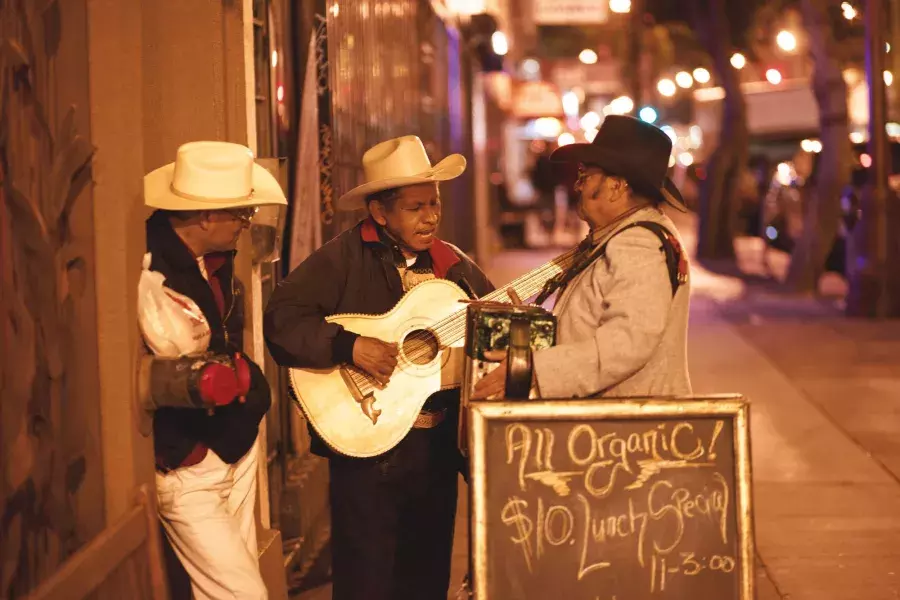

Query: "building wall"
<box><xmin>1</xmin><ymin>1</ymin><xmax>105</xmax><ymax>595</ymax></box>
<box><xmin>2</xmin><ymin>0</ymin><xmax>282</xmax><ymax>596</ymax></box>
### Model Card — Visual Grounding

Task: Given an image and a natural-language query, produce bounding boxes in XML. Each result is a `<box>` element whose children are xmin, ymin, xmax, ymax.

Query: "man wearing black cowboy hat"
<box><xmin>473</xmin><ymin>115</ymin><xmax>693</xmax><ymax>400</ymax></box>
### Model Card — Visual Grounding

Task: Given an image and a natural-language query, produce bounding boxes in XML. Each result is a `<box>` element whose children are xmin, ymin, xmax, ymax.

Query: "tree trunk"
<box><xmin>786</xmin><ymin>0</ymin><xmax>851</xmax><ymax>292</ymax></box>
<box><xmin>691</xmin><ymin>0</ymin><xmax>749</xmax><ymax>260</ymax></box>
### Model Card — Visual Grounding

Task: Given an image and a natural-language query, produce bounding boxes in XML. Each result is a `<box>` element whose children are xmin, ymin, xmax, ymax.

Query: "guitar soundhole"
<box><xmin>402</xmin><ymin>329</ymin><xmax>440</xmax><ymax>365</ymax></box>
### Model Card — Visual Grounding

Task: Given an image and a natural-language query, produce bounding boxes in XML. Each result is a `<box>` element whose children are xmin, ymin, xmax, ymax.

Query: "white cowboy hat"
<box><xmin>144</xmin><ymin>141</ymin><xmax>288</xmax><ymax>210</ymax></box>
<box><xmin>336</xmin><ymin>135</ymin><xmax>466</xmax><ymax>211</ymax></box>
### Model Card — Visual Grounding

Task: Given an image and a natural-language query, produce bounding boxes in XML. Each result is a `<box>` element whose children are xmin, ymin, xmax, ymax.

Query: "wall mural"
<box><xmin>0</xmin><ymin>0</ymin><xmax>97</xmax><ymax>596</ymax></box>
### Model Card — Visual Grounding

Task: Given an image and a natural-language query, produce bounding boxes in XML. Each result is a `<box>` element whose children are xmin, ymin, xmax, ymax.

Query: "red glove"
<box><xmin>198</xmin><ymin>361</ymin><xmax>239</xmax><ymax>408</ymax></box>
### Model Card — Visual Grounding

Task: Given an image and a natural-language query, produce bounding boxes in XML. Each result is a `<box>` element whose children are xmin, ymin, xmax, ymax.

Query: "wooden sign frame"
<box><xmin>467</xmin><ymin>395</ymin><xmax>754</xmax><ymax>600</ymax></box>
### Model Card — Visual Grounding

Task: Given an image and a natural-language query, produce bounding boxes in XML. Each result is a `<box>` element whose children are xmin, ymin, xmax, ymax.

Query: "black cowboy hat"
<box><xmin>550</xmin><ymin>115</ymin><xmax>687</xmax><ymax>212</ymax></box>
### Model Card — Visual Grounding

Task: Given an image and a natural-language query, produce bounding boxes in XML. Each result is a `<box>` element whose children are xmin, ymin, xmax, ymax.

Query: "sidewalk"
<box><xmin>297</xmin><ymin>215</ymin><xmax>900</xmax><ymax>599</ymax></box>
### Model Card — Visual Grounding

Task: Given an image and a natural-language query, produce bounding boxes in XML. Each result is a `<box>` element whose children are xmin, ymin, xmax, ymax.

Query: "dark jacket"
<box><xmin>264</xmin><ymin>218</ymin><xmax>494</xmax><ymax>456</ymax></box>
<box><xmin>146</xmin><ymin>211</ymin><xmax>271</xmax><ymax>469</ymax></box>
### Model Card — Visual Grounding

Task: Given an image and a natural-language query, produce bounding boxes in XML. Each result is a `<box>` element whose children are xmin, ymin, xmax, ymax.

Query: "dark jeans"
<box><xmin>329</xmin><ymin>420</ymin><xmax>461</xmax><ymax>600</ymax></box>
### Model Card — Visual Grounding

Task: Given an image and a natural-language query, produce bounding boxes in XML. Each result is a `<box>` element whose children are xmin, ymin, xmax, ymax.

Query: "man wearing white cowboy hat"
<box><xmin>143</xmin><ymin>141</ymin><xmax>287</xmax><ymax>599</ymax></box>
<box><xmin>473</xmin><ymin>115</ymin><xmax>693</xmax><ymax>401</ymax></box>
<box><xmin>265</xmin><ymin>135</ymin><xmax>493</xmax><ymax>599</ymax></box>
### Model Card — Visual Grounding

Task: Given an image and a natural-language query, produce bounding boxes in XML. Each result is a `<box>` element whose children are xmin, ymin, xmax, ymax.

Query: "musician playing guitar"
<box><xmin>264</xmin><ymin>136</ymin><xmax>493</xmax><ymax>600</ymax></box>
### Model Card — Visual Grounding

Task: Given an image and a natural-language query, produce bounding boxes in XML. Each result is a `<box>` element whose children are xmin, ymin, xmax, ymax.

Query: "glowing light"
<box><xmin>330</xmin><ymin>2</ymin><xmax>340</xmax><ymax>17</ymax></box>
<box><xmin>766</xmin><ymin>226</ymin><xmax>778</xmax><ymax>240</ymax></box>
<box><xmin>557</xmin><ymin>132</ymin><xmax>576</xmax><ymax>147</ymax></box>
<box><xmin>668</xmin><ymin>154</ymin><xmax>676</xmax><ymax>168</ymax></box>
<box><xmin>693</xmin><ymin>68</ymin><xmax>711</xmax><ymax>84</ymax></box>
<box><xmin>766</xmin><ymin>69</ymin><xmax>783</xmax><ymax>85</ymax></box>
<box><xmin>678</xmin><ymin>152</ymin><xmax>694</xmax><ymax>167</ymax></box>
<box><xmin>271</xmin><ymin>50</ymin><xmax>279</xmax><ymax>68</ymax></box>
<box><xmin>491</xmin><ymin>31</ymin><xmax>508</xmax><ymax>56</ymax></box>
<box><xmin>580</xmin><ymin>111</ymin><xmax>602</xmax><ymax>131</ymax></box>
<box><xmin>609</xmin><ymin>95</ymin><xmax>634</xmax><ymax>114</ymax></box>
<box><xmin>657</xmin><ymin>78</ymin><xmax>677</xmax><ymax>97</ymax></box>
<box><xmin>689</xmin><ymin>125</ymin><xmax>703</xmax><ymax>148</ymax></box>
<box><xmin>276</xmin><ymin>85</ymin><xmax>285</xmax><ymax>102</ymax></box>
<box><xmin>887</xmin><ymin>122</ymin><xmax>900</xmax><ymax>137</ymax></box>
<box><xmin>562</xmin><ymin>91</ymin><xmax>580</xmax><ymax>116</ymax></box>
<box><xmin>888</xmin><ymin>43</ymin><xmax>893</xmax><ymax>53</ymax></box>
<box><xmin>579</xmin><ymin>49</ymin><xmax>598</xmax><ymax>65</ymax></box>
<box><xmin>850</xmin><ymin>131</ymin><xmax>866</xmax><ymax>144</ymax></box>
<box><xmin>609</xmin><ymin>0</ymin><xmax>631</xmax><ymax>13</ymax></box>
<box><xmin>885</xmin><ymin>71</ymin><xmax>894</xmax><ymax>86</ymax></box>
<box><xmin>801</xmin><ymin>139</ymin><xmax>822</xmax><ymax>153</ymax></box>
<box><xmin>661</xmin><ymin>125</ymin><xmax>677</xmax><ymax>144</ymax></box>
<box><xmin>776</xmin><ymin>162</ymin><xmax>793</xmax><ymax>185</ymax></box>
<box><xmin>535</xmin><ymin>117</ymin><xmax>563</xmax><ymax>138</ymax></box>
<box><xmin>584</xmin><ymin>128</ymin><xmax>598</xmax><ymax>142</ymax></box>
<box><xmin>522</xmin><ymin>58</ymin><xmax>540</xmax><ymax>77</ymax></box>
<box><xmin>639</xmin><ymin>106</ymin><xmax>658</xmax><ymax>123</ymax></box>
<box><xmin>860</xmin><ymin>153</ymin><xmax>872</xmax><ymax>168</ymax></box>
<box><xmin>842</xmin><ymin>2</ymin><xmax>857</xmax><ymax>20</ymax></box>
<box><xmin>776</xmin><ymin>30</ymin><xmax>797</xmax><ymax>52</ymax></box>
<box><xmin>675</xmin><ymin>71</ymin><xmax>693</xmax><ymax>88</ymax></box>
<box><xmin>730</xmin><ymin>53</ymin><xmax>746</xmax><ymax>69</ymax></box>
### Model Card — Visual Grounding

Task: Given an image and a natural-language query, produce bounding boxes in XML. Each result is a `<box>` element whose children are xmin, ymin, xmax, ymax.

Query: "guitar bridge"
<box><xmin>340</xmin><ymin>366</ymin><xmax>382</xmax><ymax>425</ymax></box>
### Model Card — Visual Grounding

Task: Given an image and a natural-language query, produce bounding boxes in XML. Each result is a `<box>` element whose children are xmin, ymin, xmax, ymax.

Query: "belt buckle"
<box><xmin>413</xmin><ymin>408</ymin><xmax>446</xmax><ymax>429</ymax></box>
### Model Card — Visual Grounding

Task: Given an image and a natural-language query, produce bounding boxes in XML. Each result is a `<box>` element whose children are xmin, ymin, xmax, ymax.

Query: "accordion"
<box><xmin>458</xmin><ymin>303</ymin><xmax>557</xmax><ymax>454</ymax></box>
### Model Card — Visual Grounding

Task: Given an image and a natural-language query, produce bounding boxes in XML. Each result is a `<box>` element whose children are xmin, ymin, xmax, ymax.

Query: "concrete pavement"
<box><xmin>296</xmin><ymin>215</ymin><xmax>900</xmax><ymax>599</ymax></box>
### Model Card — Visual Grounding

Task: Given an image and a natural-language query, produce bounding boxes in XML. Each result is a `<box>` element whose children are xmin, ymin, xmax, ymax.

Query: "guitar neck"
<box><xmin>438</xmin><ymin>246</ymin><xmax>581</xmax><ymax>346</ymax></box>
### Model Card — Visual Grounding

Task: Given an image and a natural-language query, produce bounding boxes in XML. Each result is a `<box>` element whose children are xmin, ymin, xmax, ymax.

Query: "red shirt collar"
<box><xmin>360</xmin><ymin>218</ymin><xmax>460</xmax><ymax>279</ymax></box>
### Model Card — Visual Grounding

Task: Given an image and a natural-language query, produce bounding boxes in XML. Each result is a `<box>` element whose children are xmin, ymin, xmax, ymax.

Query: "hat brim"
<box><xmin>144</xmin><ymin>162</ymin><xmax>288</xmax><ymax>210</ymax></box>
<box><xmin>336</xmin><ymin>154</ymin><xmax>467</xmax><ymax>212</ymax></box>
<box><xmin>550</xmin><ymin>143</ymin><xmax>687</xmax><ymax>213</ymax></box>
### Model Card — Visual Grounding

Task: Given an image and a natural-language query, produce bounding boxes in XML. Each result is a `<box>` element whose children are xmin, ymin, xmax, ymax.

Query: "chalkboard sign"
<box><xmin>467</xmin><ymin>397</ymin><xmax>753</xmax><ymax>600</ymax></box>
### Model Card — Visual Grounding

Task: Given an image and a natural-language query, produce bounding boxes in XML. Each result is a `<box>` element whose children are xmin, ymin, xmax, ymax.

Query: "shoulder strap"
<box><xmin>535</xmin><ymin>221</ymin><xmax>686</xmax><ymax>304</ymax></box>
<box><xmin>599</xmin><ymin>221</ymin><xmax>687</xmax><ymax>297</ymax></box>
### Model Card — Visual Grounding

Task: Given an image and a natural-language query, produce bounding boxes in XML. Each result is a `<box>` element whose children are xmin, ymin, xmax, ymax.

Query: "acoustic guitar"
<box><xmin>287</xmin><ymin>247</ymin><xmax>578</xmax><ymax>457</ymax></box>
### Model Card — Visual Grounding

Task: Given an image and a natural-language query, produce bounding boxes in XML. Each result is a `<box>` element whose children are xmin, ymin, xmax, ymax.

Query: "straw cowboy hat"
<box><xmin>550</xmin><ymin>115</ymin><xmax>687</xmax><ymax>212</ymax></box>
<box><xmin>337</xmin><ymin>135</ymin><xmax>466</xmax><ymax>211</ymax></box>
<box><xmin>144</xmin><ymin>141</ymin><xmax>287</xmax><ymax>210</ymax></box>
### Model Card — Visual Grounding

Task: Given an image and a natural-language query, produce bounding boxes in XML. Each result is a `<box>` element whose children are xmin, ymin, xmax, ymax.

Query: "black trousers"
<box><xmin>329</xmin><ymin>419</ymin><xmax>461</xmax><ymax>600</ymax></box>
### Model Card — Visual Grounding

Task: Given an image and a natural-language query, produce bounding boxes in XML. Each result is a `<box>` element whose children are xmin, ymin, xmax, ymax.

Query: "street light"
<box><xmin>609</xmin><ymin>95</ymin><xmax>634</xmax><ymax>114</ymax></box>
<box><xmin>842</xmin><ymin>2</ymin><xmax>857</xmax><ymax>20</ymax></box>
<box><xmin>558</xmin><ymin>132</ymin><xmax>576</xmax><ymax>146</ymax></box>
<box><xmin>766</xmin><ymin>68</ymin><xmax>783</xmax><ymax>84</ymax></box>
<box><xmin>580</xmin><ymin>111</ymin><xmax>602</xmax><ymax>131</ymax></box>
<box><xmin>579</xmin><ymin>49</ymin><xmax>598</xmax><ymax>65</ymax></box>
<box><xmin>639</xmin><ymin>106</ymin><xmax>658</xmax><ymax>123</ymax></box>
<box><xmin>776</xmin><ymin>30</ymin><xmax>797</xmax><ymax>52</ymax></box>
<box><xmin>491</xmin><ymin>31</ymin><xmax>508</xmax><ymax>56</ymax></box>
<box><xmin>693</xmin><ymin>68</ymin><xmax>711</xmax><ymax>84</ymax></box>
<box><xmin>562</xmin><ymin>91</ymin><xmax>580</xmax><ymax>116</ymax></box>
<box><xmin>675</xmin><ymin>71</ymin><xmax>693</xmax><ymax>88</ymax></box>
<box><xmin>657</xmin><ymin>78</ymin><xmax>677</xmax><ymax>97</ymax></box>
<box><xmin>730</xmin><ymin>52</ymin><xmax>747</xmax><ymax>69</ymax></box>
<box><xmin>610</xmin><ymin>0</ymin><xmax>631</xmax><ymax>13</ymax></box>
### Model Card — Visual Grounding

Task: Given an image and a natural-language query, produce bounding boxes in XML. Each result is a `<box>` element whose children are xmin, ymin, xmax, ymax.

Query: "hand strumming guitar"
<box><xmin>352</xmin><ymin>336</ymin><xmax>399</xmax><ymax>386</ymax></box>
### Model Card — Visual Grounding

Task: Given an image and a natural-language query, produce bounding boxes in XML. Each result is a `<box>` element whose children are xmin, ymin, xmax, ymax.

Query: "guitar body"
<box><xmin>288</xmin><ymin>279</ymin><xmax>469</xmax><ymax>457</ymax></box>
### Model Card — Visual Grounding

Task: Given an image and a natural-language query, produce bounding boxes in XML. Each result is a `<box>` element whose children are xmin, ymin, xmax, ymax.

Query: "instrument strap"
<box><xmin>534</xmin><ymin>221</ymin><xmax>687</xmax><ymax>305</ymax></box>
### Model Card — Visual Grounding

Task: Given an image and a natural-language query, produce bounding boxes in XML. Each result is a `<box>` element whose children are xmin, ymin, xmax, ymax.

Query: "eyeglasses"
<box><xmin>575</xmin><ymin>164</ymin><xmax>605</xmax><ymax>191</ymax></box>
<box><xmin>223</xmin><ymin>206</ymin><xmax>258</xmax><ymax>225</ymax></box>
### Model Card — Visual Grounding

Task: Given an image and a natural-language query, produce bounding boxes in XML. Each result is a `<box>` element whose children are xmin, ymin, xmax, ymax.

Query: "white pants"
<box><xmin>156</xmin><ymin>440</ymin><xmax>267</xmax><ymax>600</ymax></box>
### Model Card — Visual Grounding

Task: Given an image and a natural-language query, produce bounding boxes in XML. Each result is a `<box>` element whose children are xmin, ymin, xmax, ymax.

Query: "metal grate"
<box><xmin>321</xmin><ymin>0</ymin><xmax>459</xmax><ymax>237</ymax></box>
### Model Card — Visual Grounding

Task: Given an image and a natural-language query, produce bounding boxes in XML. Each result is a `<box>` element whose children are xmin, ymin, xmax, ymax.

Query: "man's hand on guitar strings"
<box><xmin>471</xmin><ymin>359</ymin><xmax>507</xmax><ymax>400</ymax></box>
<box><xmin>352</xmin><ymin>336</ymin><xmax>399</xmax><ymax>386</ymax></box>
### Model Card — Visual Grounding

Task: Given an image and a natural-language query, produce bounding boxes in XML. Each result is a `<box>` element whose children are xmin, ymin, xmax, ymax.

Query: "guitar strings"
<box><xmin>348</xmin><ymin>249</ymin><xmax>580</xmax><ymax>393</ymax></box>
<box><xmin>348</xmin><ymin>255</ymin><xmax>578</xmax><ymax>393</ymax></box>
